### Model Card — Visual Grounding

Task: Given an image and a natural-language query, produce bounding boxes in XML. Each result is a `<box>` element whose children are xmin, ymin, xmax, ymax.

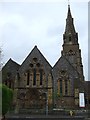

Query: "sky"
<box><xmin>0</xmin><ymin>1</ymin><xmax>88</xmax><ymax>80</ymax></box>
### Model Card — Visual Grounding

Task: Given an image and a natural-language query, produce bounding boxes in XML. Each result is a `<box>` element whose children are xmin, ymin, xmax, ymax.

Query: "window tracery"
<box><xmin>57</xmin><ymin>70</ymin><xmax>70</xmax><ymax>97</ymax></box>
<box><xmin>26</xmin><ymin>57</ymin><xmax>45</xmax><ymax>87</ymax></box>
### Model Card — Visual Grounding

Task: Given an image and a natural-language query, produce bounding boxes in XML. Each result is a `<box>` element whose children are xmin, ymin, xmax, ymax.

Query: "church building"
<box><xmin>2</xmin><ymin>4</ymin><xmax>90</xmax><ymax>112</ymax></box>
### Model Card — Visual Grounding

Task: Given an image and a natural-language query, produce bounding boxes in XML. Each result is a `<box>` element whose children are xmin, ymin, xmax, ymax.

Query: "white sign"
<box><xmin>79</xmin><ymin>93</ymin><xmax>85</xmax><ymax>107</ymax></box>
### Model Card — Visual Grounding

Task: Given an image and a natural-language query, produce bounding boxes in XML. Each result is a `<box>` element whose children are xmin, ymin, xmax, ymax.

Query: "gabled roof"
<box><xmin>19</xmin><ymin>46</ymin><xmax>52</xmax><ymax>73</ymax></box>
<box><xmin>2</xmin><ymin>58</ymin><xmax>20</xmax><ymax>70</ymax></box>
<box><xmin>2</xmin><ymin>58</ymin><xmax>20</xmax><ymax>81</ymax></box>
<box><xmin>53</xmin><ymin>55</ymin><xmax>79</xmax><ymax>78</ymax></box>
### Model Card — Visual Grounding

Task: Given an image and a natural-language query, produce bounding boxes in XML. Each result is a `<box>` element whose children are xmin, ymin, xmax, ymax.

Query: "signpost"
<box><xmin>79</xmin><ymin>93</ymin><xmax>85</xmax><ymax>108</ymax></box>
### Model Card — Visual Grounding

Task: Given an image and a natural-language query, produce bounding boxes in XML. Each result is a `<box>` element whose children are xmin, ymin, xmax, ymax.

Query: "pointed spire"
<box><xmin>67</xmin><ymin>0</ymin><xmax>71</xmax><ymax>18</ymax></box>
<box><xmin>67</xmin><ymin>1</ymin><xmax>73</xmax><ymax>22</ymax></box>
<box><xmin>62</xmin><ymin>3</ymin><xmax>78</xmax><ymax>45</ymax></box>
<box><xmin>67</xmin><ymin>4</ymin><xmax>72</xmax><ymax>18</ymax></box>
<box><xmin>65</xmin><ymin>3</ymin><xmax>76</xmax><ymax>34</ymax></box>
<box><xmin>67</xmin><ymin>0</ymin><xmax>71</xmax><ymax>16</ymax></box>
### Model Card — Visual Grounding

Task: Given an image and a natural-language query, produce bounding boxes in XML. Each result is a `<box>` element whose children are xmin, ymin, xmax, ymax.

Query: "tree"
<box><xmin>0</xmin><ymin>84</ymin><xmax>13</xmax><ymax>119</ymax></box>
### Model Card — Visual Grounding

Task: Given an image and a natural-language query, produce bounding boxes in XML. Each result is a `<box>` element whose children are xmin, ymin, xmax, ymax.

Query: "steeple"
<box><xmin>61</xmin><ymin>4</ymin><xmax>84</xmax><ymax>81</ymax></box>
<box><xmin>63</xmin><ymin>4</ymin><xmax>78</xmax><ymax>45</ymax></box>
<box><xmin>65</xmin><ymin>4</ymin><xmax>75</xmax><ymax>33</ymax></box>
<box><xmin>67</xmin><ymin>4</ymin><xmax>72</xmax><ymax>20</ymax></box>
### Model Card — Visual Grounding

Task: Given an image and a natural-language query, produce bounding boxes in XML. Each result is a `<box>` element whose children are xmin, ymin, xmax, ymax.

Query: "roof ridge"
<box><xmin>19</xmin><ymin>45</ymin><xmax>52</xmax><ymax>70</ymax></box>
<box><xmin>53</xmin><ymin>55</ymin><xmax>80</xmax><ymax>77</ymax></box>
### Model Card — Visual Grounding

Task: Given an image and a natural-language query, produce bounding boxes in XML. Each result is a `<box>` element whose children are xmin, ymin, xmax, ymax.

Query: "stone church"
<box><xmin>2</xmin><ymin>5</ymin><xmax>90</xmax><ymax>112</ymax></box>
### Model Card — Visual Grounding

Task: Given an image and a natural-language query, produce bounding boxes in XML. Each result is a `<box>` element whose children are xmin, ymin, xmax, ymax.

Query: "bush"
<box><xmin>1</xmin><ymin>84</ymin><xmax>13</xmax><ymax>116</ymax></box>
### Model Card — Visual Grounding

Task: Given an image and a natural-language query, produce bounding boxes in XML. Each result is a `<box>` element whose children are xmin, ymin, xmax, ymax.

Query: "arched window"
<box><xmin>65</xmin><ymin>80</ymin><xmax>68</xmax><ymax>95</ymax></box>
<box><xmin>40</xmin><ymin>69</ymin><xmax>43</xmax><ymax>86</ymax></box>
<box><xmin>29</xmin><ymin>58</ymin><xmax>45</xmax><ymax>87</ymax></box>
<box><xmin>60</xmin><ymin>80</ymin><xmax>62</xmax><ymax>95</ymax></box>
<box><xmin>69</xmin><ymin>36</ymin><xmax>71</xmax><ymax>42</ymax></box>
<box><xmin>33</xmin><ymin>69</ymin><xmax>36</xmax><ymax>86</ymax></box>
<box><xmin>57</xmin><ymin>79</ymin><xmax>62</xmax><ymax>96</ymax></box>
<box><xmin>27</xmin><ymin>72</ymin><xmax>30</xmax><ymax>85</ymax></box>
<box><xmin>68</xmin><ymin>50</ymin><xmax>74</xmax><ymax>63</ymax></box>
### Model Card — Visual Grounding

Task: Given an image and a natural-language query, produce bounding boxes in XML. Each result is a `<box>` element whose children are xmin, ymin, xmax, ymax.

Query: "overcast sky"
<box><xmin>0</xmin><ymin>1</ymin><xmax>88</xmax><ymax>80</ymax></box>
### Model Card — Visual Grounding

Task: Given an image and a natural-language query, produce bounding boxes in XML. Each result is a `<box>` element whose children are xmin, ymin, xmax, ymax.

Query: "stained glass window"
<box><xmin>33</xmin><ymin>69</ymin><xmax>36</xmax><ymax>86</ymax></box>
<box><xmin>40</xmin><ymin>70</ymin><xmax>43</xmax><ymax>85</ymax></box>
<box><xmin>65</xmin><ymin>80</ymin><xmax>68</xmax><ymax>95</ymax></box>
<box><xmin>27</xmin><ymin>72</ymin><xmax>29</xmax><ymax>85</ymax></box>
<box><xmin>60</xmin><ymin>80</ymin><xmax>62</xmax><ymax>94</ymax></box>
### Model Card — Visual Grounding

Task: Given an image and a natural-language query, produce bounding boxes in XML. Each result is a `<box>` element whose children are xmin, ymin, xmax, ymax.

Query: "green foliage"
<box><xmin>1</xmin><ymin>84</ymin><xmax>13</xmax><ymax>115</ymax></box>
<box><xmin>0</xmin><ymin>84</ymin><xmax>2</xmax><ymax>115</ymax></box>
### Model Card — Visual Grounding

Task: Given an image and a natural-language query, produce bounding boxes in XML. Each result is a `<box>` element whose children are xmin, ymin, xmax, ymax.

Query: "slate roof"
<box><xmin>53</xmin><ymin>55</ymin><xmax>80</xmax><ymax>78</ymax></box>
<box><xmin>2</xmin><ymin>58</ymin><xmax>20</xmax><ymax>81</ymax></box>
<box><xmin>19</xmin><ymin>46</ymin><xmax>52</xmax><ymax>73</ymax></box>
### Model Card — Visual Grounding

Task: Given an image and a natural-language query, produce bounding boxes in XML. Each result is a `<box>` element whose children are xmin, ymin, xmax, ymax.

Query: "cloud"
<box><xmin>0</xmin><ymin>2</ymin><xmax>88</xmax><ymax>80</ymax></box>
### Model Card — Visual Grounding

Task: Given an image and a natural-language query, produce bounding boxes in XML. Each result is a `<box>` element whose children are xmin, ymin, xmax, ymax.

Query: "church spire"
<box><xmin>65</xmin><ymin>4</ymin><xmax>76</xmax><ymax>34</ymax></box>
<box><xmin>67</xmin><ymin>2</ymin><xmax>72</xmax><ymax>19</ymax></box>
<box><xmin>63</xmin><ymin>4</ymin><xmax>78</xmax><ymax>45</ymax></box>
<box><xmin>61</xmin><ymin>4</ymin><xmax>84</xmax><ymax>81</ymax></box>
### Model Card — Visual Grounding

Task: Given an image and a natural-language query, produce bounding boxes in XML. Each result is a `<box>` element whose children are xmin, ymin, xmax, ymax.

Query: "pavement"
<box><xmin>6</xmin><ymin>114</ymin><xmax>87</xmax><ymax>120</ymax></box>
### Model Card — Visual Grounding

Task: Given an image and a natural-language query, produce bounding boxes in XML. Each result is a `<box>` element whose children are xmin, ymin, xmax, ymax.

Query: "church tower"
<box><xmin>61</xmin><ymin>5</ymin><xmax>84</xmax><ymax>81</ymax></box>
